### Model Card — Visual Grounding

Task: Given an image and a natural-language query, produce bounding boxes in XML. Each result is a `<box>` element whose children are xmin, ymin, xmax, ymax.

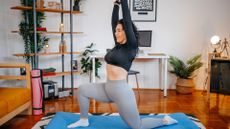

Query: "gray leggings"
<box><xmin>77</xmin><ymin>79</ymin><xmax>165</xmax><ymax>129</ymax></box>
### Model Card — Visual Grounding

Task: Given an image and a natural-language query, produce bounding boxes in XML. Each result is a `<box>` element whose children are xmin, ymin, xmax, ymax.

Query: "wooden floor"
<box><xmin>1</xmin><ymin>89</ymin><xmax>230</xmax><ymax>129</ymax></box>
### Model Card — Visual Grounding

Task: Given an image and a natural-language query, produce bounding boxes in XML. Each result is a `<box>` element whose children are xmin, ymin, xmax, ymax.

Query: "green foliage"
<box><xmin>80</xmin><ymin>43</ymin><xmax>102</xmax><ymax>78</ymax></box>
<box><xmin>169</xmin><ymin>54</ymin><xmax>203</xmax><ymax>79</ymax></box>
<box><xmin>19</xmin><ymin>0</ymin><xmax>49</xmax><ymax>63</ymax></box>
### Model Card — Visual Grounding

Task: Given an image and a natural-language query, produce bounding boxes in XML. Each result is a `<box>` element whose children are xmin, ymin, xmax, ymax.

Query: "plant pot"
<box><xmin>73</xmin><ymin>5</ymin><xmax>80</xmax><ymax>11</ymax></box>
<box><xmin>36</xmin><ymin>0</ymin><xmax>44</xmax><ymax>8</ymax></box>
<box><xmin>176</xmin><ymin>78</ymin><xmax>195</xmax><ymax>94</ymax></box>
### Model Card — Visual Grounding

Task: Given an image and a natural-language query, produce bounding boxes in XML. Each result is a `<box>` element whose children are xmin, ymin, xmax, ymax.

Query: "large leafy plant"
<box><xmin>19</xmin><ymin>0</ymin><xmax>49</xmax><ymax>65</ymax></box>
<box><xmin>169</xmin><ymin>54</ymin><xmax>203</xmax><ymax>79</ymax></box>
<box><xmin>80</xmin><ymin>43</ymin><xmax>102</xmax><ymax>81</ymax></box>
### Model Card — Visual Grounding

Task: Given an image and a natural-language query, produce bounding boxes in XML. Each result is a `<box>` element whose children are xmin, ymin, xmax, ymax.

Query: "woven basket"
<box><xmin>176</xmin><ymin>78</ymin><xmax>194</xmax><ymax>94</ymax></box>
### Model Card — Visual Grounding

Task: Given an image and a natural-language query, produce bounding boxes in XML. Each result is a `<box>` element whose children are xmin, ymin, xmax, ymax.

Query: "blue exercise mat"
<box><xmin>45</xmin><ymin>112</ymin><xmax>200</xmax><ymax>129</ymax></box>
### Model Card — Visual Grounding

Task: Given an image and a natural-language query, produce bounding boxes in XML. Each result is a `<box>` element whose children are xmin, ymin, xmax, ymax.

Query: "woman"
<box><xmin>68</xmin><ymin>0</ymin><xmax>178</xmax><ymax>128</ymax></box>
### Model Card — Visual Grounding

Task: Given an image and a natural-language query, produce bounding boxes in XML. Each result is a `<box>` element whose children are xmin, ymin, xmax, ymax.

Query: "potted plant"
<box><xmin>80</xmin><ymin>43</ymin><xmax>102</xmax><ymax>82</ymax></box>
<box><xmin>169</xmin><ymin>54</ymin><xmax>203</xmax><ymax>94</ymax></box>
<box><xmin>19</xmin><ymin>0</ymin><xmax>49</xmax><ymax>68</ymax></box>
<box><xmin>73</xmin><ymin>0</ymin><xmax>82</xmax><ymax>11</ymax></box>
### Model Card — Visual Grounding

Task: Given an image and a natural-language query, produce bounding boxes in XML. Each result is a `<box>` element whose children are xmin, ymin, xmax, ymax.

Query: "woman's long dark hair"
<box><xmin>117</xmin><ymin>19</ymin><xmax>139</xmax><ymax>53</ymax></box>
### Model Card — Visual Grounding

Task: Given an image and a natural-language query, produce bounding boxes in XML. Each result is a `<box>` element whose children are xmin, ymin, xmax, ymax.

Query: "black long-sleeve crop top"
<box><xmin>104</xmin><ymin>0</ymin><xmax>138</xmax><ymax>71</ymax></box>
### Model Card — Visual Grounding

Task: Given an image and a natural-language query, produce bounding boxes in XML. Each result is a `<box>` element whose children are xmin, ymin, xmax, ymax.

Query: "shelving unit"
<box><xmin>12</xmin><ymin>30</ymin><xmax>83</xmax><ymax>35</ymax></box>
<box><xmin>11</xmin><ymin>0</ymin><xmax>81</xmax><ymax>95</ymax></box>
<box><xmin>13</xmin><ymin>52</ymin><xmax>81</xmax><ymax>57</ymax></box>
<box><xmin>11</xmin><ymin>6</ymin><xmax>81</xmax><ymax>14</ymax></box>
<box><xmin>43</xmin><ymin>71</ymin><xmax>81</xmax><ymax>78</ymax></box>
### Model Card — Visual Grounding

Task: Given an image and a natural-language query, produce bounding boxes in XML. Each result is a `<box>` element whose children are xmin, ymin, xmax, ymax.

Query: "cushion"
<box><xmin>0</xmin><ymin>88</ymin><xmax>31</xmax><ymax>114</ymax></box>
<box><xmin>0</xmin><ymin>100</ymin><xmax>7</xmax><ymax>118</ymax></box>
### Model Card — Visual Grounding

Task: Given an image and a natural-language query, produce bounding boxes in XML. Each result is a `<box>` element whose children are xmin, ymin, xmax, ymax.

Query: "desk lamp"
<box><xmin>210</xmin><ymin>35</ymin><xmax>221</xmax><ymax>57</ymax></box>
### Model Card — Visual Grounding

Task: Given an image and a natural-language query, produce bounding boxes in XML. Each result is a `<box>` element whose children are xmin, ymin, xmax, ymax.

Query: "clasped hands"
<box><xmin>114</xmin><ymin>0</ymin><xmax>121</xmax><ymax>5</ymax></box>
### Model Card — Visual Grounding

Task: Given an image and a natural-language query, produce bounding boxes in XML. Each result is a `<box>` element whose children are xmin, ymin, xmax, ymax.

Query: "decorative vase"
<box><xmin>73</xmin><ymin>0</ymin><xmax>80</xmax><ymax>11</ymax></box>
<box><xmin>176</xmin><ymin>78</ymin><xmax>195</xmax><ymax>94</ymax></box>
<box><xmin>59</xmin><ymin>40</ymin><xmax>67</xmax><ymax>53</ymax></box>
<box><xmin>73</xmin><ymin>5</ymin><xmax>80</xmax><ymax>11</ymax></box>
<box><xmin>36</xmin><ymin>0</ymin><xmax>44</xmax><ymax>8</ymax></box>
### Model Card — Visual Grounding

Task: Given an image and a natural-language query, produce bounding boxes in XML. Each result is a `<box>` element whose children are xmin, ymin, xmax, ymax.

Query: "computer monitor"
<box><xmin>138</xmin><ymin>30</ymin><xmax>152</xmax><ymax>47</ymax></box>
<box><xmin>137</xmin><ymin>30</ymin><xmax>152</xmax><ymax>54</ymax></box>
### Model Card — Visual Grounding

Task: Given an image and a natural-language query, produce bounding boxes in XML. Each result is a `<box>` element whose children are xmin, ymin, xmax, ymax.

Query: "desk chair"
<box><xmin>127</xmin><ymin>70</ymin><xmax>140</xmax><ymax>100</ymax></box>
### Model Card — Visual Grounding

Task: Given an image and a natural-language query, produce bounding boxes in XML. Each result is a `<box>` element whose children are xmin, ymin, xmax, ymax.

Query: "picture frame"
<box><xmin>129</xmin><ymin>0</ymin><xmax>157</xmax><ymax>22</ymax></box>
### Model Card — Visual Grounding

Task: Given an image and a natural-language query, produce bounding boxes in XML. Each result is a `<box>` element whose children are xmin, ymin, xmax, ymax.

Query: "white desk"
<box><xmin>91</xmin><ymin>53</ymin><xmax>169</xmax><ymax>97</ymax></box>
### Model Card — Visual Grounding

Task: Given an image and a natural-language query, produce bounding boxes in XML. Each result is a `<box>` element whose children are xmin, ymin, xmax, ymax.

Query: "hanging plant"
<box><xmin>19</xmin><ymin>0</ymin><xmax>49</xmax><ymax>64</ymax></box>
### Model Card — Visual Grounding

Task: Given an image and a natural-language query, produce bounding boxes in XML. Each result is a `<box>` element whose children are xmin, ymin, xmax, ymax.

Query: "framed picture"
<box><xmin>129</xmin><ymin>0</ymin><xmax>157</xmax><ymax>22</ymax></box>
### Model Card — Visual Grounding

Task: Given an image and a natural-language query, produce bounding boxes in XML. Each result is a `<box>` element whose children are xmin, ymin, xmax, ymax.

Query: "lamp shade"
<box><xmin>210</xmin><ymin>35</ymin><xmax>220</xmax><ymax>45</ymax></box>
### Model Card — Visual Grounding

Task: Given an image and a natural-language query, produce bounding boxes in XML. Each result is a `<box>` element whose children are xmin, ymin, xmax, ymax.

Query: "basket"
<box><xmin>176</xmin><ymin>78</ymin><xmax>195</xmax><ymax>94</ymax></box>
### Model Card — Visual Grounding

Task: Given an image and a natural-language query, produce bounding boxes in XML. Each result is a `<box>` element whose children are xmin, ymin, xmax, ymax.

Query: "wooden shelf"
<box><xmin>43</xmin><ymin>71</ymin><xmax>80</xmax><ymax>78</ymax></box>
<box><xmin>0</xmin><ymin>75</ymin><xmax>26</xmax><ymax>80</ymax></box>
<box><xmin>12</xmin><ymin>30</ymin><xmax>83</xmax><ymax>35</ymax></box>
<box><xmin>14</xmin><ymin>52</ymin><xmax>81</xmax><ymax>57</ymax></box>
<box><xmin>41</xmin><ymin>31</ymin><xmax>83</xmax><ymax>34</ymax></box>
<box><xmin>0</xmin><ymin>63</ymin><xmax>29</xmax><ymax>68</ymax></box>
<box><xmin>11</xmin><ymin>6</ymin><xmax>82</xmax><ymax>14</ymax></box>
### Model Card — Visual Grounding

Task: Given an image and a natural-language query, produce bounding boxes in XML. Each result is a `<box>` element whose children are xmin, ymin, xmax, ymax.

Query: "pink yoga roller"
<box><xmin>31</xmin><ymin>69</ymin><xmax>43</xmax><ymax>115</ymax></box>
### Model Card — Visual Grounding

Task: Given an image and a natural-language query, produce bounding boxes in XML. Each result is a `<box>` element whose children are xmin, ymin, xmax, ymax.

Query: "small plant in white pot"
<box><xmin>169</xmin><ymin>54</ymin><xmax>203</xmax><ymax>94</ymax></box>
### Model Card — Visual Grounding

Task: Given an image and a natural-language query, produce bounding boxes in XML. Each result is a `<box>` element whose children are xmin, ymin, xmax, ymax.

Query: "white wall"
<box><xmin>1</xmin><ymin>0</ymin><xmax>230</xmax><ymax>90</ymax></box>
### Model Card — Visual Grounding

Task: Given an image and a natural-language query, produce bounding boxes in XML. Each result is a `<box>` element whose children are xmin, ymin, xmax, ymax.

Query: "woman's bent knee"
<box><xmin>78</xmin><ymin>83</ymin><xmax>91</xmax><ymax>91</ymax></box>
<box><xmin>77</xmin><ymin>84</ymin><xmax>89</xmax><ymax>96</ymax></box>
